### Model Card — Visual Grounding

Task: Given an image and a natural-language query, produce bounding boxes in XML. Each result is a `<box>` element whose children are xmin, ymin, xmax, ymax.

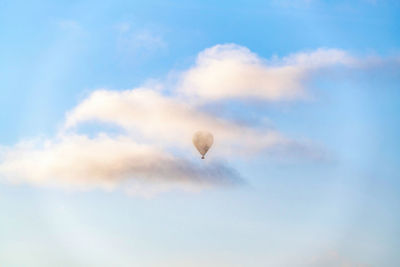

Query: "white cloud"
<box><xmin>64</xmin><ymin>88</ymin><xmax>289</xmax><ymax>156</ymax></box>
<box><xmin>0</xmin><ymin>134</ymin><xmax>240</xmax><ymax>196</ymax></box>
<box><xmin>178</xmin><ymin>44</ymin><xmax>354</xmax><ymax>101</ymax></box>
<box><xmin>1</xmin><ymin>44</ymin><xmax>355</xmax><ymax>195</ymax></box>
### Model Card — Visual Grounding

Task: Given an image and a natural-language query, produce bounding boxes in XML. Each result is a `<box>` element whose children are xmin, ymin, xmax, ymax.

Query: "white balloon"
<box><xmin>192</xmin><ymin>131</ymin><xmax>214</xmax><ymax>159</ymax></box>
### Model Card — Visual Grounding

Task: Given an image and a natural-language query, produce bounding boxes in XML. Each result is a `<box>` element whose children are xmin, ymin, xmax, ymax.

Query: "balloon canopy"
<box><xmin>192</xmin><ymin>131</ymin><xmax>214</xmax><ymax>159</ymax></box>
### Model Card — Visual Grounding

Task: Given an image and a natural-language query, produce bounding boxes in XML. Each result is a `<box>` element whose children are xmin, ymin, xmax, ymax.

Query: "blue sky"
<box><xmin>0</xmin><ymin>0</ymin><xmax>400</xmax><ymax>266</ymax></box>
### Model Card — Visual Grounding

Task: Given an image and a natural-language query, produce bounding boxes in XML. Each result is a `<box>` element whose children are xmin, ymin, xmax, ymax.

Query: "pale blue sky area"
<box><xmin>0</xmin><ymin>0</ymin><xmax>399</xmax><ymax>266</ymax></box>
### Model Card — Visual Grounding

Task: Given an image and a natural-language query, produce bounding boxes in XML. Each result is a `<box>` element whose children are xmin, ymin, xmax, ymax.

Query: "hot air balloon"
<box><xmin>192</xmin><ymin>131</ymin><xmax>214</xmax><ymax>159</ymax></box>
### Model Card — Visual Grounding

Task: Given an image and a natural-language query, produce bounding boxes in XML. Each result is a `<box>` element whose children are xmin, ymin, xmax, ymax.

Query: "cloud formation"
<box><xmin>0</xmin><ymin>135</ymin><xmax>240</xmax><ymax>196</ymax></box>
<box><xmin>64</xmin><ymin>88</ymin><xmax>289</xmax><ymax>156</ymax></box>
<box><xmin>178</xmin><ymin>44</ymin><xmax>354</xmax><ymax>101</ymax></box>
<box><xmin>0</xmin><ymin>43</ymin><xmax>374</xmax><ymax>195</ymax></box>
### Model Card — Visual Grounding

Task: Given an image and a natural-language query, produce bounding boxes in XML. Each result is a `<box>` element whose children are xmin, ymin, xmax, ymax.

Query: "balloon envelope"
<box><xmin>192</xmin><ymin>131</ymin><xmax>213</xmax><ymax>159</ymax></box>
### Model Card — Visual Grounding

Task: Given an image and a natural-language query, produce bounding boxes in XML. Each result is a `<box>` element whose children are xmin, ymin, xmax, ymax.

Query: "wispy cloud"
<box><xmin>115</xmin><ymin>22</ymin><xmax>166</xmax><ymax>55</ymax></box>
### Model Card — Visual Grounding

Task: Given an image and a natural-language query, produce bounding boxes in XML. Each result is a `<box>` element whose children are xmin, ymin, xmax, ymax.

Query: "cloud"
<box><xmin>0</xmin><ymin>44</ymin><xmax>366</xmax><ymax>195</ymax></box>
<box><xmin>178</xmin><ymin>44</ymin><xmax>354</xmax><ymax>101</ymax></box>
<box><xmin>64</xmin><ymin>88</ymin><xmax>290</xmax><ymax>156</ymax></box>
<box><xmin>116</xmin><ymin>23</ymin><xmax>166</xmax><ymax>54</ymax></box>
<box><xmin>0</xmin><ymin>134</ymin><xmax>240</xmax><ymax>196</ymax></box>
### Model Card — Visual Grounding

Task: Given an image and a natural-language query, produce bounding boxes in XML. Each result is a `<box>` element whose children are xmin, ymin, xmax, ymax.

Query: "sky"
<box><xmin>0</xmin><ymin>0</ymin><xmax>400</xmax><ymax>266</ymax></box>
